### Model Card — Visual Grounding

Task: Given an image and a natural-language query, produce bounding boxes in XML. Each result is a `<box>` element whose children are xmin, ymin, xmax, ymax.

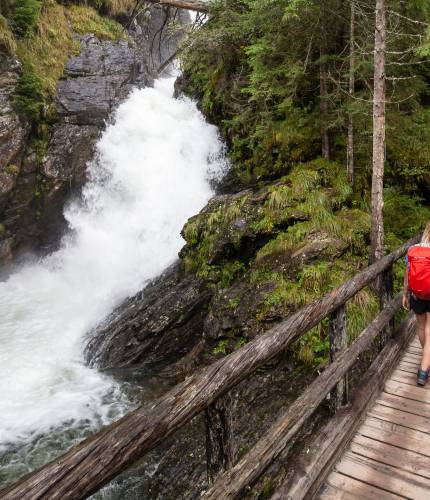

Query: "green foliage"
<box><xmin>7</xmin><ymin>0</ymin><xmax>128</xmax><ymax>124</ymax></box>
<box><xmin>5</xmin><ymin>164</ymin><xmax>19</xmax><ymax>175</ymax></box>
<box><xmin>294</xmin><ymin>322</ymin><xmax>329</xmax><ymax>365</ymax></box>
<box><xmin>384</xmin><ymin>187</ymin><xmax>430</xmax><ymax>243</ymax></box>
<box><xmin>181</xmin><ymin>0</ymin><xmax>430</xmax><ymax>197</ymax></box>
<box><xmin>16</xmin><ymin>0</ymin><xmax>75</xmax><ymax>97</ymax></box>
<box><xmin>213</xmin><ymin>339</ymin><xmax>230</xmax><ymax>356</ymax></box>
<box><xmin>212</xmin><ymin>330</ymin><xmax>248</xmax><ymax>357</ymax></box>
<box><xmin>12</xmin><ymin>61</ymin><xmax>45</xmax><ymax>122</ymax></box>
<box><xmin>10</xmin><ymin>0</ymin><xmax>41</xmax><ymax>38</ymax></box>
<box><xmin>67</xmin><ymin>5</ymin><xmax>129</xmax><ymax>41</ymax></box>
<box><xmin>81</xmin><ymin>0</ymin><xmax>136</xmax><ymax>16</ymax></box>
<box><xmin>178</xmin><ymin>0</ymin><xmax>430</xmax><ymax>368</ymax></box>
<box><xmin>218</xmin><ymin>260</ymin><xmax>246</xmax><ymax>288</ymax></box>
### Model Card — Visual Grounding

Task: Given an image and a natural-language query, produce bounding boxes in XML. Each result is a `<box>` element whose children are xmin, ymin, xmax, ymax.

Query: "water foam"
<box><xmin>0</xmin><ymin>75</ymin><xmax>227</xmax><ymax>449</ymax></box>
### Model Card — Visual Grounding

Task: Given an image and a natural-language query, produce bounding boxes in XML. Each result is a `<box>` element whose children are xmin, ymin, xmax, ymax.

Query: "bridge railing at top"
<box><xmin>0</xmin><ymin>236</ymin><xmax>419</xmax><ymax>500</ymax></box>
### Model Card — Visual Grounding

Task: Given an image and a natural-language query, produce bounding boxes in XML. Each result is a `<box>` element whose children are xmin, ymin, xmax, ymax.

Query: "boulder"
<box><xmin>85</xmin><ymin>263</ymin><xmax>212</xmax><ymax>370</ymax></box>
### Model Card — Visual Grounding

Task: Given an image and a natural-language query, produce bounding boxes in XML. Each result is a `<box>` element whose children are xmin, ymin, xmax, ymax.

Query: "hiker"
<box><xmin>403</xmin><ymin>222</ymin><xmax>430</xmax><ymax>386</ymax></box>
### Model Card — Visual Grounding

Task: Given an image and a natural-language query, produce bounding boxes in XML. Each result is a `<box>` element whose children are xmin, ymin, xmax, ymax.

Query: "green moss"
<box><xmin>16</xmin><ymin>0</ymin><xmax>74</xmax><ymax>98</ymax></box>
<box><xmin>30</xmin><ymin>137</ymin><xmax>49</xmax><ymax>162</ymax></box>
<box><xmin>12</xmin><ymin>60</ymin><xmax>45</xmax><ymax>122</ymax></box>
<box><xmin>85</xmin><ymin>0</ymin><xmax>137</xmax><ymax>16</ymax></box>
<box><xmin>67</xmin><ymin>5</ymin><xmax>129</xmax><ymax>41</ymax></box>
<box><xmin>213</xmin><ymin>338</ymin><xmax>230</xmax><ymax>356</ymax></box>
<box><xmin>181</xmin><ymin>159</ymin><xmax>369</xmax><ymax>286</ymax></box>
<box><xmin>5</xmin><ymin>164</ymin><xmax>19</xmax><ymax>175</ymax></box>
<box><xmin>258</xmin><ymin>258</ymin><xmax>377</xmax><ymax>365</ymax></box>
<box><xmin>228</xmin><ymin>297</ymin><xmax>240</xmax><ymax>309</ymax></box>
<box><xmin>10</xmin><ymin>0</ymin><xmax>41</xmax><ymax>38</ymax></box>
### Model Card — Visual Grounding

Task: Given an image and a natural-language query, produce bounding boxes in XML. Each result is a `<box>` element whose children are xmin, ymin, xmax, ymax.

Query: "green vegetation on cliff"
<box><xmin>0</xmin><ymin>0</ymin><xmax>130</xmax><ymax>124</ymax></box>
<box><xmin>179</xmin><ymin>0</ymin><xmax>430</xmax><ymax>364</ymax></box>
<box><xmin>180</xmin><ymin>0</ymin><xmax>430</xmax><ymax>198</ymax></box>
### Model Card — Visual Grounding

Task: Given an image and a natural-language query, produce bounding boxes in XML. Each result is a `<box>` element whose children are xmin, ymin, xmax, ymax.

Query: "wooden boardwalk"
<box><xmin>318</xmin><ymin>335</ymin><xmax>430</xmax><ymax>500</ymax></box>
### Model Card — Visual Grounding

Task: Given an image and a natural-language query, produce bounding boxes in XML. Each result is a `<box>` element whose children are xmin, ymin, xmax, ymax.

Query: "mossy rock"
<box><xmin>180</xmin><ymin>159</ymin><xmax>362</xmax><ymax>282</ymax></box>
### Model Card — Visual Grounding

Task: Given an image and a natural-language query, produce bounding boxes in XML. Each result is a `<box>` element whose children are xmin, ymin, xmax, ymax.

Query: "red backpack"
<box><xmin>408</xmin><ymin>245</ymin><xmax>430</xmax><ymax>300</ymax></box>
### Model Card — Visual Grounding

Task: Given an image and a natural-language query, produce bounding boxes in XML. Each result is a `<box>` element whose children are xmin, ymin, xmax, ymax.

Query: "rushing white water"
<box><xmin>0</xmin><ymin>75</ymin><xmax>227</xmax><ymax>451</ymax></box>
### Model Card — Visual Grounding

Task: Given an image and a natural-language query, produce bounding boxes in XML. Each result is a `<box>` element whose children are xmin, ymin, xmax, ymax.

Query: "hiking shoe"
<box><xmin>417</xmin><ymin>369</ymin><xmax>428</xmax><ymax>387</ymax></box>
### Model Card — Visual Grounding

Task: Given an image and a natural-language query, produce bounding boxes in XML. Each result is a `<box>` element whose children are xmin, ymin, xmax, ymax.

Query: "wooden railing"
<box><xmin>0</xmin><ymin>236</ymin><xmax>419</xmax><ymax>500</ymax></box>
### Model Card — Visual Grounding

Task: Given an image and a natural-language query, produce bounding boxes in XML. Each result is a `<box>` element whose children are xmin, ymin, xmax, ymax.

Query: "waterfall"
<box><xmin>0</xmin><ymin>74</ymin><xmax>227</xmax><ymax>464</ymax></box>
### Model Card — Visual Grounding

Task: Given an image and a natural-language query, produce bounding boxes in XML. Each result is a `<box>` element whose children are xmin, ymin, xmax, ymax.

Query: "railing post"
<box><xmin>329</xmin><ymin>304</ymin><xmax>348</xmax><ymax>412</ymax></box>
<box><xmin>379</xmin><ymin>264</ymin><xmax>394</xmax><ymax>347</ymax></box>
<box><xmin>205</xmin><ymin>392</ymin><xmax>235</xmax><ymax>484</ymax></box>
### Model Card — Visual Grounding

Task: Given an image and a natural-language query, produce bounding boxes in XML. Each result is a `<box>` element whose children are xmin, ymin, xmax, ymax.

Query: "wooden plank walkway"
<box><xmin>318</xmin><ymin>335</ymin><xmax>430</xmax><ymax>500</ymax></box>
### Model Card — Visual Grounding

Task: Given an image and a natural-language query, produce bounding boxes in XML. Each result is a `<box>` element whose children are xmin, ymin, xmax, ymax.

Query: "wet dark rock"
<box><xmin>0</xmin><ymin>56</ymin><xmax>30</xmax><ymax>214</ymax></box>
<box><xmin>56</xmin><ymin>35</ymin><xmax>152</xmax><ymax>126</ymax></box>
<box><xmin>42</xmin><ymin>124</ymin><xmax>100</xmax><ymax>183</ymax></box>
<box><xmin>85</xmin><ymin>263</ymin><xmax>212</xmax><ymax>371</ymax></box>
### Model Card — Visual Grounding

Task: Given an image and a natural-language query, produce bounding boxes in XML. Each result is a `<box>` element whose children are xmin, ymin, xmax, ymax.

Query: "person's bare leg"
<box><xmin>420</xmin><ymin>312</ymin><xmax>430</xmax><ymax>371</ymax></box>
<box><xmin>417</xmin><ymin>313</ymin><xmax>426</xmax><ymax>348</ymax></box>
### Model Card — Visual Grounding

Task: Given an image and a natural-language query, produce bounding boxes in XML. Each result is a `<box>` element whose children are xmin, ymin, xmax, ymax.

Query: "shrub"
<box><xmin>12</xmin><ymin>61</ymin><xmax>45</xmax><ymax>122</ymax></box>
<box><xmin>11</xmin><ymin>0</ymin><xmax>41</xmax><ymax>38</ymax></box>
<box><xmin>67</xmin><ymin>5</ymin><xmax>128</xmax><ymax>41</ymax></box>
<box><xmin>16</xmin><ymin>0</ymin><xmax>74</xmax><ymax>97</ymax></box>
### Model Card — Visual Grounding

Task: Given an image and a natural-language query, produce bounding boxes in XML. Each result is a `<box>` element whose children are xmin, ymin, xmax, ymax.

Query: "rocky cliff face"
<box><xmin>0</xmin><ymin>56</ymin><xmax>30</xmax><ymax>264</ymax></box>
<box><xmin>85</xmin><ymin>263</ymin><xmax>212</xmax><ymax>372</ymax></box>
<box><xmin>0</xmin><ymin>6</ymin><xmax>187</xmax><ymax>268</ymax></box>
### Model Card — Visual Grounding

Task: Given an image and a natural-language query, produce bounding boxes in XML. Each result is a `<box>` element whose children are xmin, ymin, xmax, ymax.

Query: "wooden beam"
<box><xmin>328</xmin><ymin>304</ymin><xmax>348</xmax><ymax>412</ymax></box>
<box><xmin>145</xmin><ymin>0</ymin><xmax>209</xmax><ymax>12</ymax></box>
<box><xmin>201</xmin><ymin>295</ymin><xmax>402</xmax><ymax>500</ymax></box>
<box><xmin>379</xmin><ymin>263</ymin><xmax>394</xmax><ymax>346</ymax></box>
<box><xmin>271</xmin><ymin>313</ymin><xmax>415</xmax><ymax>500</ymax></box>
<box><xmin>0</xmin><ymin>237</ymin><xmax>416</xmax><ymax>500</ymax></box>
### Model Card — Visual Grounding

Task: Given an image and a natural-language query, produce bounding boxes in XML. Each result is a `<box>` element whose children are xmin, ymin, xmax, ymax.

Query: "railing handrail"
<box><xmin>0</xmin><ymin>235</ymin><xmax>418</xmax><ymax>500</ymax></box>
<box><xmin>201</xmin><ymin>294</ymin><xmax>403</xmax><ymax>499</ymax></box>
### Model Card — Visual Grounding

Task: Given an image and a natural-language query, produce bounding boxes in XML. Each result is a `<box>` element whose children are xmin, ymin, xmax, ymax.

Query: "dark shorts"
<box><xmin>410</xmin><ymin>294</ymin><xmax>430</xmax><ymax>315</ymax></box>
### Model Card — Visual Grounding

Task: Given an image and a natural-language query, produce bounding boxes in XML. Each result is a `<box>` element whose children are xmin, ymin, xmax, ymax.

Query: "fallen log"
<box><xmin>201</xmin><ymin>295</ymin><xmax>403</xmax><ymax>499</ymax></box>
<box><xmin>145</xmin><ymin>0</ymin><xmax>210</xmax><ymax>12</ymax></box>
<box><xmin>271</xmin><ymin>313</ymin><xmax>416</xmax><ymax>500</ymax></box>
<box><xmin>0</xmin><ymin>237</ymin><xmax>416</xmax><ymax>500</ymax></box>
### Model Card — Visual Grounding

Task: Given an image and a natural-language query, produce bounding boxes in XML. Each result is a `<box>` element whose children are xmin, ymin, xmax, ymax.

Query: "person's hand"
<box><xmin>402</xmin><ymin>294</ymin><xmax>409</xmax><ymax>311</ymax></box>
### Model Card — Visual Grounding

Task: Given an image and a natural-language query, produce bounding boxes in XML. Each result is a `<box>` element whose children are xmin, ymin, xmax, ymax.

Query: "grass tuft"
<box><xmin>0</xmin><ymin>14</ymin><xmax>16</xmax><ymax>54</ymax></box>
<box><xmin>67</xmin><ymin>5</ymin><xmax>129</xmax><ymax>41</ymax></box>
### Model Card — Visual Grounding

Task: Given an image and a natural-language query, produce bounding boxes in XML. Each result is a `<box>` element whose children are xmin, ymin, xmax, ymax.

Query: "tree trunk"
<box><xmin>346</xmin><ymin>0</ymin><xmax>355</xmax><ymax>185</ymax></box>
<box><xmin>370</xmin><ymin>0</ymin><xmax>386</xmax><ymax>263</ymax></box>
<box><xmin>329</xmin><ymin>305</ymin><xmax>348</xmax><ymax>412</ymax></box>
<box><xmin>320</xmin><ymin>2</ymin><xmax>330</xmax><ymax>160</ymax></box>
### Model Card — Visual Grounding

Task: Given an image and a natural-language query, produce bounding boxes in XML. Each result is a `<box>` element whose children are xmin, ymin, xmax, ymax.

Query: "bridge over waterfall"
<box><xmin>0</xmin><ymin>235</ymin><xmax>427</xmax><ymax>499</ymax></box>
